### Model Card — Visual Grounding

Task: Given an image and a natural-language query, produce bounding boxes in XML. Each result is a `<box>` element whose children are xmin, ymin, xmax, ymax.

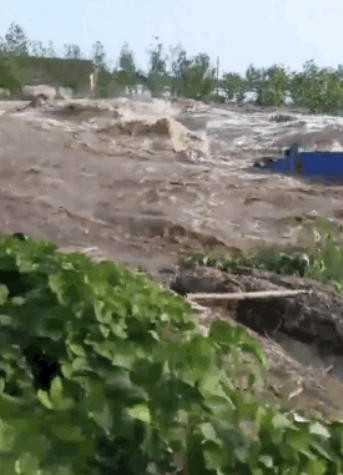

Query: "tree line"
<box><xmin>1</xmin><ymin>22</ymin><xmax>343</xmax><ymax>114</ymax></box>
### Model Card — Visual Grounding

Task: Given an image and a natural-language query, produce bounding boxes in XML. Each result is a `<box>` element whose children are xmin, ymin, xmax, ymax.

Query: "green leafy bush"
<box><xmin>260</xmin><ymin>66</ymin><xmax>290</xmax><ymax>107</ymax></box>
<box><xmin>289</xmin><ymin>60</ymin><xmax>343</xmax><ymax>114</ymax></box>
<box><xmin>183</xmin><ymin>249</ymin><xmax>309</xmax><ymax>277</ymax></box>
<box><xmin>184</xmin><ymin>218</ymin><xmax>343</xmax><ymax>287</ymax></box>
<box><xmin>221</xmin><ymin>72</ymin><xmax>247</xmax><ymax>102</ymax></box>
<box><xmin>0</xmin><ymin>234</ymin><xmax>343</xmax><ymax>474</ymax></box>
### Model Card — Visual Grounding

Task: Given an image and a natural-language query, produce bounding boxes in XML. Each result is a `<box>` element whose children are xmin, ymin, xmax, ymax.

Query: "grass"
<box><xmin>182</xmin><ymin>216</ymin><xmax>343</xmax><ymax>293</ymax></box>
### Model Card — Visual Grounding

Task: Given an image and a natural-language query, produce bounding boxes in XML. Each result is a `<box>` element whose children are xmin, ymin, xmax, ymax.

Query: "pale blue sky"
<box><xmin>1</xmin><ymin>0</ymin><xmax>343</xmax><ymax>76</ymax></box>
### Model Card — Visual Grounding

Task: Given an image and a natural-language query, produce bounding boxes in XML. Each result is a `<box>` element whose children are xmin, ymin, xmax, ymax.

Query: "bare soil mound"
<box><xmin>170</xmin><ymin>265</ymin><xmax>343</xmax><ymax>377</ymax></box>
<box><xmin>162</xmin><ymin>263</ymin><xmax>343</xmax><ymax>421</ymax></box>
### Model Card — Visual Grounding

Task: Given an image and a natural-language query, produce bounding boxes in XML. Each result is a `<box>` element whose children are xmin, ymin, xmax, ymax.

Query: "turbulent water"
<box><xmin>2</xmin><ymin>97</ymin><xmax>343</xmax><ymax>263</ymax></box>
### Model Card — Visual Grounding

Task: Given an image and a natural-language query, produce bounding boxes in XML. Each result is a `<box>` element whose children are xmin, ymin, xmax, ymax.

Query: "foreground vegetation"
<box><xmin>184</xmin><ymin>217</ymin><xmax>343</xmax><ymax>293</ymax></box>
<box><xmin>1</xmin><ymin>22</ymin><xmax>343</xmax><ymax>114</ymax></box>
<box><xmin>0</xmin><ymin>231</ymin><xmax>342</xmax><ymax>474</ymax></box>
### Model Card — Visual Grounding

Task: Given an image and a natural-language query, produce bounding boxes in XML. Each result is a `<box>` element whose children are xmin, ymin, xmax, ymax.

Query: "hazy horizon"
<box><xmin>1</xmin><ymin>0</ymin><xmax>343</xmax><ymax>76</ymax></box>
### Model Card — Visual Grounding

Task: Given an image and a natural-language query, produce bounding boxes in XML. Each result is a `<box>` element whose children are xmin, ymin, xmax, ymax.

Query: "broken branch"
<box><xmin>187</xmin><ymin>289</ymin><xmax>310</xmax><ymax>302</ymax></box>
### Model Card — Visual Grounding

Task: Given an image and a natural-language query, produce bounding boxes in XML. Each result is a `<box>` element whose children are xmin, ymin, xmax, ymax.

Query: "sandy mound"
<box><xmin>96</xmin><ymin>116</ymin><xmax>210</xmax><ymax>159</ymax></box>
<box><xmin>14</xmin><ymin>98</ymin><xmax>209</xmax><ymax>161</ymax></box>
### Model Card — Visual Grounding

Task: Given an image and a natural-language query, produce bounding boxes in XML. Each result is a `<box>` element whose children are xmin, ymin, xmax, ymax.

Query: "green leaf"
<box><xmin>200</xmin><ymin>423</ymin><xmax>223</xmax><ymax>446</ymax></box>
<box><xmin>37</xmin><ymin>390</ymin><xmax>53</xmax><ymax>410</ymax></box>
<box><xmin>209</xmin><ymin>320</ymin><xmax>234</xmax><ymax>346</ymax></box>
<box><xmin>241</xmin><ymin>342</ymin><xmax>267</xmax><ymax>368</ymax></box>
<box><xmin>309</xmin><ymin>422</ymin><xmax>331</xmax><ymax>439</ymax></box>
<box><xmin>88</xmin><ymin>340</ymin><xmax>116</xmax><ymax>360</ymax></box>
<box><xmin>0</xmin><ymin>458</ymin><xmax>17</xmax><ymax>475</ymax></box>
<box><xmin>128</xmin><ymin>404</ymin><xmax>151</xmax><ymax>423</ymax></box>
<box><xmin>0</xmin><ymin>418</ymin><xmax>17</xmax><ymax>451</ymax></box>
<box><xmin>310</xmin><ymin>441</ymin><xmax>333</xmax><ymax>461</ymax></box>
<box><xmin>259</xmin><ymin>455</ymin><xmax>273</xmax><ymax>468</ymax></box>
<box><xmin>148</xmin><ymin>330</ymin><xmax>160</xmax><ymax>341</ymax></box>
<box><xmin>109</xmin><ymin>320</ymin><xmax>127</xmax><ymax>339</ymax></box>
<box><xmin>0</xmin><ymin>285</ymin><xmax>9</xmax><ymax>304</ymax></box>
<box><xmin>202</xmin><ymin>441</ymin><xmax>228</xmax><ymax>470</ymax></box>
<box><xmin>49</xmin><ymin>377</ymin><xmax>74</xmax><ymax>411</ymax></box>
<box><xmin>94</xmin><ymin>301</ymin><xmax>113</xmax><ymax>324</ymax></box>
<box><xmin>304</xmin><ymin>459</ymin><xmax>327</xmax><ymax>475</ymax></box>
<box><xmin>201</xmin><ymin>370</ymin><xmax>234</xmax><ymax>407</ymax></box>
<box><xmin>112</xmin><ymin>352</ymin><xmax>136</xmax><ymax>370</ymax></box>
<box><xmin>71</xmin><ymin>357</ymin><xmax>89</xmax><ymax>372</ymax></box>
<box><xmin>51</xmin><ymin>421</ymin><xmax>85</xmax><ymax>443</ymax></box>
<box><xmin>146</xmin><ymin>462</ymin><xmax>158</xmax><ymax>475</ymax></box>
<box><xmin>99</xmin><ymin>324</ymin><xmax>110</xmax><ymax>338</ymax></box>
<box><xmin>89</xmin><ymin>402</ymin><xmax>113</xmax><ymax>432</ymax></box>
<box><xmin>0</xmin><ymin>314</ymin><xmax>15</xmax><ymax>327</ymax></box>
<box><xmin>84</xmin><ymin>379</ymin><xmax>107</xmax><ymax>410</ymax></box>
<box><xmin>50</xmin><ymin>377</ymin><xmax>63</xmax><ymax>400</ymax></box>
<box><xmin>288</xmin><ymin>431</ymin><xmax>311</xmax><ymax>455</ymax></box>
<box><xmin>14</xmin><ymin>452</ymin><xmax>40</xmax><ymax>474</ymax></box>
<box><xmin>36</xmin><ymin>317</ymin><xmax>65</xmax><ymax>340</ymax></box>
<box><xmin>61</xmin><ymin>362</ymin><xmax>73</xmax><ymax>379</ymax></box>
<box><xmin>131</xmin><ymin>361</ymin><xmax>164</xmax><ymax>385</ymax></box>
<box><xmin>67</xmin><ymin>343</ymin><xmax>86</xmax><ymax>358</ymax></box>
<box><xmin>272</xmin><ymin>413</ymin><xmax>293</xmax><ymax>430</ymax></box>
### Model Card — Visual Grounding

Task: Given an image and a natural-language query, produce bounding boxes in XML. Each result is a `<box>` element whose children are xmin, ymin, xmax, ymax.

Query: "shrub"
<box><xmin>184</xmin><ymin>218</ymin><xmax>343</xmax><ymax>286</ymax></box>
<box><xmin>0</xmin><ymin>234</ymin><xmax>342</xmax><ymax>474</ymax></box>
<box><xmin>221</xmin><ymin>72</ymin><xmax>247</xmax><ymax>103</ymax></box>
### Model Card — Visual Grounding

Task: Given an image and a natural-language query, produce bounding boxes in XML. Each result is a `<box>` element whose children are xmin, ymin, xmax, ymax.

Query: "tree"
<box><xmin>0</xmin><ymin>36</ymin><xmax>5</xmax><ymax>55</ymax></box>
<box><xmin>115</xmin><ymin>42</ymin><xmax>136</xmax><ymax>88</ymax></box>
<box><xmin>4</xmin><ymin>22</ymin><xmax>29</xmax><ymax>56</ymax></box>
<box><xmin>119</xmin><ymin>42</ymin><xmax>135</xmax><ymax>76</ymax></box>
<box><xmin>29</xmin><ymin>40</ymin><xmax>47</xmax><ymax>57</ymax></box>
<box><xmin>303</xmin><ymin>58</ymin><xmax>318</xmax><ymax>77</ymax></box>
<box><xmin>245</xmin><ymin>64</ymin><xmax>262</xmax><ymax>91</ymax></box>
<box><xmin>148</xmin><ymin>43</ymin><xmax>167</xmax><ymax>75</ymax></box>
<box><xmin>169</xmin><ymin>45</ymin><xmax>217</xmax><ymax>100</ymax></box>
<box><xmin>91</xmin><ymin>41</ymin><xmax>107</xmax><ymax>69</ymax></box>
<box><xmin>178</xmin><ymin>53</ymin><xmax>216</xmax><ymax>100</ymax></box>
<box><xmin>222</xmin><ymin>72</ymin><xmax>246</xmax><ymax>102</ymax></box>
<box><xmin>0</xmin><ymin>55</ymin><xmax>34</xmax><ymax>94</ymax></box>
<box><xmin>169</xmin><ymin>44</ymin><xmax>191</xmax><ymax>96</ymax></box>
<box><xmin>63</xmin><ymin>44</ymin><xmax>83</xmax><ymax>59</ymax></box>
<box><xmin>287</xmin><ymin>60</ymin><xmax>343</xmax><ymax>113</ymax></box>
<box><xmin>47</xmin><ymin>41</ymin><xmax>56</xmax><ymax>58</ymax></box>
<box><xmin>261</xmin><ymin>65</ymin><xmax>289</xmax><ymax>106</ymax></box>
<box><xmin>147</xmin><ymin>40</ymin><xmax>169</xmax><ymax>95</ymax></box>
<box><xmin>90</xmin><ymin>41</ymin><xmax>112</xmax><ymax>97</ymax></box>
<box><xmin>244</xmin><ymin>63</ymin><xmax>290</xmax><ymax>106</ymax></box>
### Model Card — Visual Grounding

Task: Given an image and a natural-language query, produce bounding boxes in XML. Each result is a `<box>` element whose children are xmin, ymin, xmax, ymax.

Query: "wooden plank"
<box><xmin>187</xmin><ymin>289</ymin><xmax>310</xmax><ymax>302</ymax></box>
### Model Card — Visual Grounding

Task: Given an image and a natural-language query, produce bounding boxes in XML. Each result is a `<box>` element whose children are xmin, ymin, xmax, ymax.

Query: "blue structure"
<box><xmin>258</xmin><ymin>143</ymin><xmax>343</xmax><ymax>182</ymax></box>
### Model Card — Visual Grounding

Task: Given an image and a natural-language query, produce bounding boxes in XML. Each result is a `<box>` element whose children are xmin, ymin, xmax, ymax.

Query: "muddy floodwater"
<box><xmin>1</xmin><ymin>98</ymin><xmax>343</xmax><ymax>270</ymax></box>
